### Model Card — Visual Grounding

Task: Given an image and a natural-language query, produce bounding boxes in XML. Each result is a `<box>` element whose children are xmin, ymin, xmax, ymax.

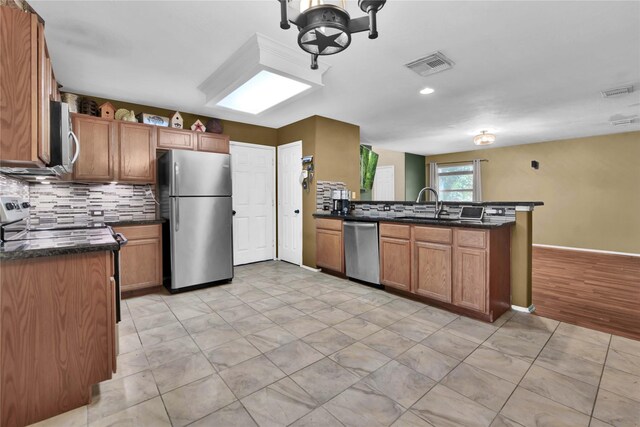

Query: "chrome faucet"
<box><xmin>416</xmin><ymin>187</ymin><xmax>442</xmax><ymax>218</ymax></box>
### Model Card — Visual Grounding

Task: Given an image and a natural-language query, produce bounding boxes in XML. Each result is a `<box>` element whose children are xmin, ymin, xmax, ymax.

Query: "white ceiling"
<box><xmin>32</xmin><ymin>1</ymin><xmax>640</xmax><ymax>155</ymax></box>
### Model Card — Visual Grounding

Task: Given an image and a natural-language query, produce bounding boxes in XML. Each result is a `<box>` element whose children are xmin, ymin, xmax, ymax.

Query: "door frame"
<box><xmin>373</xmin><ymin>164</ymin><xmax>395</xmax><ymax>201</ymax></box>
<box><xmin>229</xmin><ymin>141</ymin><xmax>276</xmax><ymax>263</ymax></box>
<box><xmin>277</xmin><ymin>140</ymin><xmax>303</xmax><ymax>266</ymax></box>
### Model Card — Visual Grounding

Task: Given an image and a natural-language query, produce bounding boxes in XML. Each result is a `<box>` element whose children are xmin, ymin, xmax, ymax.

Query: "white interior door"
<box><xmin>373</xmin><ymin>165</ymin><xmax>395</xmax><ymax>201</ymax></box>
<box><xmin>277</xmin><ymin>141</ymin><xmax>303</xmax><ymax>266</ymax></box>
<box><xmin>230</xmin><ymin>142</ymin><xmax>275</xmax><ymax>266</ymax></box>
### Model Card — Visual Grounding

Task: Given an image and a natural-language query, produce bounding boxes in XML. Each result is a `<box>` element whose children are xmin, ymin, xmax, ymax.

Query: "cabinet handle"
<box><xmin>69</xmin><ymin>131</ymin><xmax>80</xmax><ymax>164</ymax></box>
<box><xmin>174</xmin><ymin>162</ymin><xmax>180</xmax><ymax>232</ymax></box>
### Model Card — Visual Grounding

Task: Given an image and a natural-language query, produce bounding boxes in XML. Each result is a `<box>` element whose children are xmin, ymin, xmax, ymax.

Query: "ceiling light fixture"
<box><xmin>473</xmin><ymin>131</ymin><xmax>496</xmax><ymax>146</ymax></box>
<box><xmin>278</xmin><ymin>0</ymin><xmax>387</xmax><ymax>70</ymax></box>
<box><xmin>419</xmin><ymin>87</ymin><xmax>435</xmax><ymax>95</ymax></box>
<box><xmin>217</xmin><ymin>70</ymin><xmax>311</xmax><ymax>114</ymax></box>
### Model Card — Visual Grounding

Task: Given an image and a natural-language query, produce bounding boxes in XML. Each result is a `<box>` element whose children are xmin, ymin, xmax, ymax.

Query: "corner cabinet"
<box><xmin>315</xmin><ymin>218</ymin><xmax>344</xmax><ymax>274</ymax></box>
<box><xmin>378</xmin><ymin>222</ymin><xmax>511</xmax><ymax>322</ymax></box>
<box><xmin>114</xmin><ymin>224</ymin><xmax>162</xmax><ymax>292</ymax></box>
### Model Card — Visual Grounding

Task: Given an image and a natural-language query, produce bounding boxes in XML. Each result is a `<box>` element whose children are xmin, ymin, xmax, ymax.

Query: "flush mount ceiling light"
<box><xmin>419</xmin><ymin>87</ymin><xmax>435</xmax><ymax>95</ymax></box>
<box><xmin>473</xmin><ymin>131</ymin><xmax>496</xmax><ymax>146</ymax></box>
<box><xmin>199</xmin><ymin>34</ymin><xmax>329</xmax><ymax>115</ymax></box>
<box><xmin>278</xmin><ymin>0</ymin><xmax>387</xmax><ymax>70</ymax></box>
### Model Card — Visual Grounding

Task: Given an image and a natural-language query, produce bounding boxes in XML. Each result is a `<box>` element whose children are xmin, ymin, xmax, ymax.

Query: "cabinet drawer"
<box><xmin>414</xmin><ymin>226</ymin><xmax>452</xmax><ymax>244</ymax></box>
<box><xmin>113</xmin><ymin>224</ymin><xmax>161</xmax><ymax>240</ymax></box>
<box><xmin>456</xmin><ymin>229</ymin><xmax>486</xmax><ymax>249</ymax></box>
<box><xmin>316</xmin><ymin>218</ymin><xmax>342</xmax><ymax>231</ymax></box>
<box><xmin>380</xmin><ymin>223</ymin><xmax>410</xmax><ymax>239</ymax></box>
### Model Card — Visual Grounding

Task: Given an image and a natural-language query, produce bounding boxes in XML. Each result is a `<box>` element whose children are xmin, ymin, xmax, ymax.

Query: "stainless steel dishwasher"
<box><xmin>343</xmin><ymin>221</ymin><xmax>380</xmax><ymax>285</ymax></box>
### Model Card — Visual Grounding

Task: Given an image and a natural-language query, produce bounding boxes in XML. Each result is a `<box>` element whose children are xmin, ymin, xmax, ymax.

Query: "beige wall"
<box><xmin>427</xmin><ymin>131</ymin><xmax>640</xmax><ymax>254</ymax></box>
<box><xmin>372</xmin><ymin>146</ymin><xmax>405</xmax><ymax>201</ymax></box>
<box><xmin>277</xmin><ymin>116</ymin><xmax>360</xmax><ymax>268</ymax></box>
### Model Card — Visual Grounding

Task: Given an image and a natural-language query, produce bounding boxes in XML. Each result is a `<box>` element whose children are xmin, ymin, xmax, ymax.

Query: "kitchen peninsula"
<box><xmin>314</xmin><ymin>200</ymin><xmax>542</xmax><ymax>322</ymax></box>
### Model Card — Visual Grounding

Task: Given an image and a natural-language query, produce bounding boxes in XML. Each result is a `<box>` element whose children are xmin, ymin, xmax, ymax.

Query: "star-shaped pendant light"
<box><xmin>278</xmin><ymin>0</ymin><xmax>387</xmax><ymax>69</ymax></box>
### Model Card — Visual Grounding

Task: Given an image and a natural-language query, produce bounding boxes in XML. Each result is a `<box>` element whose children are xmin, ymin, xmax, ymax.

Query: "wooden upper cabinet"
<box><xmin>453</xmin><ymin>247</ymin><xmax>487</xmax><ymax>312</ymax></box>
<box><xmin>157</xmin><ymin>127</ymin><xmax>195</xmax><ymax>150</ymax></box>
<box><xmin>413</xmin><ymin>241</ymin><xmax>452</xmax><ymax>302</ymax></box>
<box><xmin>118</xmin><ymin>122</ymin><xmax>156</xmax><ymax>183</ymax></box>
<box><xmin>0</xmin><ymin>8</ymin><xmax>43</xmax><ymax>167</ymax></box>
<box><xmin>380</xmin><ymin>236</ymin><xmax>411</xmax><ymax>292</ymax></box>
<box><xmin>37</xmin><ymin>22</ymin><xmax>51</xmax><ymax>165</ymax></box>
<box><xmin>197</xmin><ymin>133</ymin><xmax>229</xmax><ymax>153</ymax></box>
<box><xmin>72</xmin><ymin>114</ymin><xmax>116</xmax><ymax>182</ymax></box>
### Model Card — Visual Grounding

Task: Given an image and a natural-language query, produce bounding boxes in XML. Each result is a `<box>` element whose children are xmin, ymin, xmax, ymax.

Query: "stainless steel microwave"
<box><xmin>0</xmin><ymin>101</ymin><xmax>80</xmax><ymax>177</ymax></box>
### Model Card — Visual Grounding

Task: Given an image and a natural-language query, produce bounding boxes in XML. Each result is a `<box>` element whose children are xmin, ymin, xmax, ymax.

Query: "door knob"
<box><xmin>294</xmin><ymin>209</ymin><xmax>300</xmax><ymax>214</ymax></box>
<box><xmin>232</xmin><ymin>210</ymin><xmax>236</xmax><ymax>216</ymax></box>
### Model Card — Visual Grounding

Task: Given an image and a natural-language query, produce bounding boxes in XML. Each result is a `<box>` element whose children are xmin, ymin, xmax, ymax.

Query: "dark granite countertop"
<box><xmin>350</xmin><ymin>201</ymin><xmax>544</xmax><ymax>207</ymax></box>
<box><xmin>313</xmin><ymin>213</ymin><xmax>515</xmax><ymax>229</ymax></box>
<box><xmin>106</xmin><ymin>218</ymin><xmax>166</xmax><ymax>227</ymax></box>
<box><xmin>0</xmin><ymin>229</ymin><xmax>119</xmax><ymax>261</ymax></box>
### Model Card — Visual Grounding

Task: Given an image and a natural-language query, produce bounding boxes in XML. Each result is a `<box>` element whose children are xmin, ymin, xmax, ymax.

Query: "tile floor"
<box><xmin>31</xmin><ymin>261</ymin><xmax>640</xmax><ymax>427</ymax></box>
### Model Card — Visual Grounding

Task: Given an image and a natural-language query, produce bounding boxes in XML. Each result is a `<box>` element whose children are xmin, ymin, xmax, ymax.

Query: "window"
<box><xmin>437</xmin><ymin>163</ymin><xmax>474</xmax><ymax>201</ymax></box>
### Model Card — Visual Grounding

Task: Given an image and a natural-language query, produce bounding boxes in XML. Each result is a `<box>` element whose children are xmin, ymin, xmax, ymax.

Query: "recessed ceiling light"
<box><xmin>217</xmin><ymin>70</ymin><xmax>311</xmax><ymax>115</ymax></box>
<box><xmin>419</xmin><ymin>87</ymin><xmax>435</xmax><ymax>95</ymax></box>
<box><xmin>473</xmin><ymin>131</ymin><xmax>496</xmax><ymax>146</ymax></box>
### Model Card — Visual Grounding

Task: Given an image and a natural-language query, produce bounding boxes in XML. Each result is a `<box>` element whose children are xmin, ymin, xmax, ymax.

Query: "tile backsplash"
<box><xmin>0</xmin><ymin>174</ymin><xmax>29</xmax><ymax>199</ymax></box>
<box><xmin>29</xmin><ymin>182</ymin><xmax>157</xmax><ymax>226</ymax></box>
<box><xmin>316</xmin><ymin>180</ymin><xmax>348</xmax><ymax>211</ymax></box>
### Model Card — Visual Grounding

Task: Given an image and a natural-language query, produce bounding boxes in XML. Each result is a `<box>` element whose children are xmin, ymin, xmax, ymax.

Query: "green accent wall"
<box><xmin>405</xmin><ymin>152</ymin><xmax>426</xmax><ymax>201</ymax></box>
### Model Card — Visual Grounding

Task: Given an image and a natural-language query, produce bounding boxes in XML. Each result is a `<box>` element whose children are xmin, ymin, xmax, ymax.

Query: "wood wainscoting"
<box><xmin>532</xmin><ymin>246</ymin><xmax>640</xmax><ymax>340</ymax></box>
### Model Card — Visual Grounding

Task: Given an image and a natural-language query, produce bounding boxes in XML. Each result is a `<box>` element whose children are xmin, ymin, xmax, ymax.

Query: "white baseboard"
<box><xmin>533</xmin><ymin>244</ymin><xmax>640</xmax><ymax>258</ymax></box>
<box><xmin>300</xmin><ymin>264</ymin><xmax>321</xmax><ymax>273</ymax></box>
<box><xmin>511</xmin><ymin>304</ymin><xmax>536</xmax><ymax>313</ymax></box>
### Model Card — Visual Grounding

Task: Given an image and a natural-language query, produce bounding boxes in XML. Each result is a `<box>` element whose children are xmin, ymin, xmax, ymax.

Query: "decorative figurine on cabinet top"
<box><xmin>205</xmin><ymin>118</ymin><xmax>223</xmax><ymax>134</ymax></box>
<box><xmin>170</xmin><ymin>111</ymin><xmax>184</xmax><ymax>129</ymax></box>
<box><xmin>98</xmin><ymin>102</ymin><xmax>115</xmax><ymax>120</ymax></box>
<box><xmin>191</xmin><ymin>119</ymin><xmax>206</xmax><ymax>132</ymax></box>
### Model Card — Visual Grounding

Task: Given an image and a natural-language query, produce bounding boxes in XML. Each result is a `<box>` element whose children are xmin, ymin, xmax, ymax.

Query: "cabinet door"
<box><xmin>118</xmin><ymin>122</ymin><xmax>156</xmax><ymax>183</ymax></box>
<box><xmin>72</xmin><ymin>115</ymin><xmax>116</xmax><ymax>181</ymax></box>
<box><xmin>380</xmin><ymin>237</ymin><xmax>411</xmax><ymax>292</ymax></box>
<box><xmin>413</xmin><ymin>241</ymin><xmax>452</xmax><ymax>302</ymax></box>
<box><xmin>109</xmin><ymin>276</ymin><xmax>117</xmax><ymax>374</ymax></box>
<box><xmin>157</xmin><ymin>127</ymin><xmax>195</xmax><ymax>150</ymax></box>
<box><xmin>0</xmin><ymin>9</ymin><xmax>42</xmax><ymax>167</ymax></box>
<box><xmin>117</xmin><ymin>229</ymin><xmax>162</xmax><ymax>291</ymax></box>
<box><xmin>37</xmin><ymin>22</ymin><xmax>51</xmax><ymax>165</ymax></box>
<box><xmin>453</xmin><ymin>247</ymin><xmax>487</xmax><ymax>313</ymax></box>
<box><xmin>316</xmin><ymin>229</ymin><xmax>343</xmax><ymax>272</ymax></box>
<box><xmin>197</xmin><ymin>133</ymin><xmax>229</xmax><ymax>153</ymax></box>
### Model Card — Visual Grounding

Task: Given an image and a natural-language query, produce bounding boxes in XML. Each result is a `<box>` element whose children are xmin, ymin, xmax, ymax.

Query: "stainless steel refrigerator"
<box><xmin>158</xmin><ymin>150</ymin><xmax>233</xmax><ymax>291</ymax></box>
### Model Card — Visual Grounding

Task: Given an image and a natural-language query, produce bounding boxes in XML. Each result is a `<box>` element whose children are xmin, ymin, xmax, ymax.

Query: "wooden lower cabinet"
<box><xmin>315</xmin><ymin>219</ymin><xmax>344</xmax><ymax>273</ymax></box>
<box><xmin>453</xmin><ymin>247</ymin><xmax>487</xmax><ymax>312</ymax></box>
<box><xmin>413</xmin><ymin>241</ymin><xmax>452</xmax><ymax>302</ymax></box>
<box><xmin>0</xmin><ymin>251</ymin><xmax>116</xmax><ymax>427</ymax></box>
<box><xmin>379</xmin><ymin>237</ymin><xmax>412</xmax><ymax>291</ymax></box>
<box><xmin>378</xmin><ymin>221</ymin><xmax>511</xmax><ymax>322</ymax></box>
<box><xmin>114</xmin><ymin>224</ymin><xmax>162</xmax><ymax>292</ymax></box>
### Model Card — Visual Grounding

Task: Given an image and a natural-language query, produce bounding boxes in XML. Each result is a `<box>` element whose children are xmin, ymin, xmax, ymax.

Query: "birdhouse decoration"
<box><xmin>191</xmin><ymin>119</ymin><xmax>206</xmax><ymax>132</ymax></box>
<box><xmin>170</xmin><ymin>111</ymin><xmax>184</xmax><ymax>129</ymax></box>
<box><xmin>98</xmin><ymin>102</ymin><xmax>115</xmax><ymax>120</ymax></box>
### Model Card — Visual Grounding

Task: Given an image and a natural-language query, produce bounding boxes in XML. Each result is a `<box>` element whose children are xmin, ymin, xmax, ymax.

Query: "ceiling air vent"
<box><xmin>405</xmin><ymin>51</ymin><xmax>454</xmax><ymax>77</ymax></box>
<box><xmin>610</xmin><ymin>117</ymin><xmax>638</xmax><ymax>126</ymax></box>
<box><xmin>601</xmin><ymin>85</ymin><xmax>634</xmax><ymax>98</ymax></box>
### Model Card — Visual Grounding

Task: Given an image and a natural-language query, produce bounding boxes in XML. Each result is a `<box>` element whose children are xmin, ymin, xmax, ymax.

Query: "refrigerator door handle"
<box><xmin>174</xmin><ymin>162</ymin><xmax>180</xmax><ymax>231</ymax></box>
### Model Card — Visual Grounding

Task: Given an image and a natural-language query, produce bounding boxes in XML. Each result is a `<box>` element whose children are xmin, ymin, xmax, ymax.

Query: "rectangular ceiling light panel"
<box><xmin>216</xmin><ymin>70</ymin><xmax>311</xmax><ymax>114</ymax></box>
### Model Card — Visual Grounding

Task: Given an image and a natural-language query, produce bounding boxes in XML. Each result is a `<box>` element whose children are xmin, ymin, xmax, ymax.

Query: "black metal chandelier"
<box><xmin>278</xmin><ymin>0</ymin><xmax>387</xmax><ymax>69</ymax></box>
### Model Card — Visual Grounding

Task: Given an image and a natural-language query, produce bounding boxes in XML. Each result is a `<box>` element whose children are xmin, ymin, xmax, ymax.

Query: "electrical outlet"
<box><xmin>323</xmin><ymin>205</ymin><xmax>330</xmax><ymax>211</ymax></box>
<box><xmin>90</xmin><ymin>210</ymin><xmax>104</xmax><ymax>217</ymax></box>
<box><xmin>496</xmin><ymin>208</ymin><xmax>505</xmax><ymax>215</ymax></box>
<box><xmin>383</xmin><ymin>205</ymin><xmax>391</xmax><ymax>211</ymax></box>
